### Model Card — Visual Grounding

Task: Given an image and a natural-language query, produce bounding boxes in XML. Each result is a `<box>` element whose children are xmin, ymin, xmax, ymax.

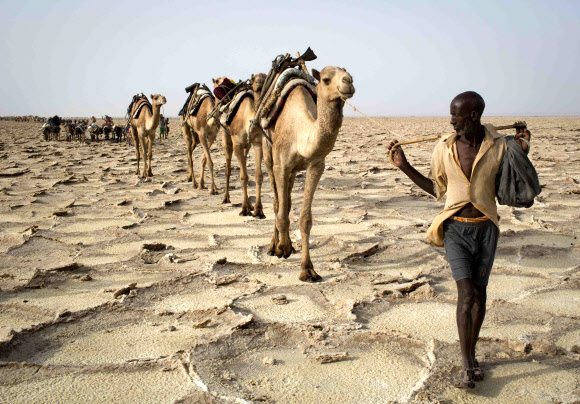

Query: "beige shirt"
<box><xmin>426</xmin><ymin>124</ymin><xmax>507</xmax><ymax>247</ymax></box>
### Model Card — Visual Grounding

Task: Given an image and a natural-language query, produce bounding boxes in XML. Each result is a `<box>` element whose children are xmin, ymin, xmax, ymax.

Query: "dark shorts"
<box><xmin>443</xmin><ymin>219</ymin><xmax>499</xmax><ymax>286</ymax></box>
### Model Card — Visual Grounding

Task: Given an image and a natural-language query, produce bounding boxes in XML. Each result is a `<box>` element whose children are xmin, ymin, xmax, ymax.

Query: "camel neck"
<box><xmin>315</xmin><ymin>97</ymin><xmax>343</xmax><ymax>144</ymax></box>
<box><xmin>300</xmin><ymin>97</ymin><xmax>344</xmax><ymax>159</ymax></box>
<box><xmin>145</xmin><ymin>104</ymin><xmax>161</xmax><ymax>131</ymax></box>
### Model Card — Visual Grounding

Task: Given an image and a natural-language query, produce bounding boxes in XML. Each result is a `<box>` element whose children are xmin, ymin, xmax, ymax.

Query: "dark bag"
<box><xmin>495</xmin><ymin>136</ymin><xmax>541</xmax><ymax>208</ymax></box>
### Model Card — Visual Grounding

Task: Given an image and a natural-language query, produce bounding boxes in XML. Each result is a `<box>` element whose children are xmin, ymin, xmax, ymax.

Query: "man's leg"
<box><xmin>469</xmin><ymin>220</ymin><xmax>497</xmax><ymax>379</ymax></box>
<box><xmin>456</xmin><ymin>278</ymin><xmax>476</xmax><ymax>370</ymax></box>
<box><xmin>471</xmin><ymin>283</ymin><xmax>487</xmax><ymax>379</ymax></box>
<box><xmin>456</xmin><ymin>278</ymin><xmax>477</xmax><ymax>388</ymax></box>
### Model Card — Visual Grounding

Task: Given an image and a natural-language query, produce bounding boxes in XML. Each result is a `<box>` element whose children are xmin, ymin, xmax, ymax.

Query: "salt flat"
<box><xmin>0</xmin><ymin>117</ymin><xmax>579</xmax><ymax>403</ymax></box>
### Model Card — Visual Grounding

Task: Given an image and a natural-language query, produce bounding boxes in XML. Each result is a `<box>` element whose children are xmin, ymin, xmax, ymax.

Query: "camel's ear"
<box><xmin>251</xmin><ymin>74</ymin><xmax>255</xmax><ymax>81</ymax></box>
<box><xmin>312</xmin><ymin>69</ymin><xmax>320</xmax><ymax>82</ymax></box>
<box><xmin>150</xmin><ymin>94</ymin><xmax>154</xmax><ymax>100</ymax></box>
<box><xmin>212</xmin><ymin>78</ymin><xmax>216</xmax><ymax>84</ymax></box>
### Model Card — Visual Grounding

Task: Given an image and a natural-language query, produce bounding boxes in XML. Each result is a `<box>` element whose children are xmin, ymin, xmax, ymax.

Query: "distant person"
<box><xmin>388</xmin><ymin>91</ymin><xmax>532</xmax><ymax>389</ymax></box>
<box><xmin>158</xmin><ymin>114</ymin><xmax>166</xmax><ymax>141</ymax></box>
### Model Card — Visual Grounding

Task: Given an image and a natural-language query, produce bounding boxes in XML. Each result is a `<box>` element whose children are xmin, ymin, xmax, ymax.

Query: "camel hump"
<box><xmin>258</xmin><ymin>68</ymin><xmax>316</xmax><ymax>131</ymax></box>
<box><xmin>180</xmin><ymin>85</ymin><xmax>215</xmax><ymax>118</ymax></box>
<box><xmin>128</xmin><ymin>95</ymin><xmax>152</xmax><ymax>119</ymax></box>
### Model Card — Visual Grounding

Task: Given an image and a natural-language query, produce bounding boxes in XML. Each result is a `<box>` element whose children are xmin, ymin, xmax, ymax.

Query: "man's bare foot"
<box><xmin>473</xmin><ymin>360</ymin><xmax>484</xmax><ymax>381</ymax></box>
<box><xmin>454</xmin><ymin>369</ymin><xmax>475</xmax><ymax>389</ymax></box>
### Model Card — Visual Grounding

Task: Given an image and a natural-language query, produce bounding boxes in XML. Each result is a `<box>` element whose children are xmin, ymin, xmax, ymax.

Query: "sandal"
<box><xmin>473</xmin><ymin>360</ymin><xmax>484</xmax><ymax>381</ymax></box>
<box><xmin>454</xmin><ymin>369</ymin><xmax>475</xmax><ymax>389</ymax></box>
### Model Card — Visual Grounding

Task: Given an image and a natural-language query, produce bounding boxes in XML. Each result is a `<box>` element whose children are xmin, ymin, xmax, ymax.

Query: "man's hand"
<box><xmin>514</xmin><ymin>121</ymin><xmax>531</xmax><ymax>153</ymax></box>
<box><xmin>387</xmin><ymin>140</ymin><xmax>408</xmax><ymax>168</ymax></box>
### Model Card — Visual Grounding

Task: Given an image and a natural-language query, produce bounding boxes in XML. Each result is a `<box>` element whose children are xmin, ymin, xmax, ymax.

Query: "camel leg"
<box><xmin>235</xmin><ymin>144</ymin><xmax>253</xmax><ymax>216</ymax></box>
<box><xmin>252</xmin><ymin>139</ymin><xmax>265</xmax><ymax>219</ymax></box>
<box><xmin>288</xmin><ymin>171</ymin><xmax>298</xmax><ymax>254</ymax></box>
<box><xmin>274</xmin><ymin>163</ymin><xmax>293</xmax><ymax>259</ymax></box>
<box><xmin>199</xmin><ymin>131</ymin><xmax>217</xmax><ymax>195</ymax></box>
<box><xmin>198</xmin><ymin>154</ymin><xmax>207</xmax><ymax>190</ymax></box>
<box><xmin>298</xmin><ymin>162</ymin><xmax>325</xmax><ymax>282</ymax></box>
<box><xmin>146</xmin><ymin>135</ymin><xmax>154</xmax><ymax>177</ymax></box>
<box><xmin>133</xmin><ymin>131</ymin><xmax>141</xmax><ymax>176</ymax></box>
<box><xmin>264</xmin><ymin>144</ymin><xmax>279</xmax><ymax>256</ymax></box>
<box><xmin>182</xmin><ymin>125</ymin><xmax>194</xmax><ymax>184</ymax></box>
<box><xmin>222</xmin><ymin>130</ymin><xmax>233</xmax><ymax>204</ymax></box>
<box><xmin>140</xmin><ymin>135</ymin><xmax>148</xmax><ymax>178</ymax></box>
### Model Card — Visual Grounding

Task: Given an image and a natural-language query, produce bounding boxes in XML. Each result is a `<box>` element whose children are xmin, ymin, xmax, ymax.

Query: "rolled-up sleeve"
<box><xmin>429</xmin><ymin>143</ymin><xmax>447</xmax><ymax>201</ymax></box>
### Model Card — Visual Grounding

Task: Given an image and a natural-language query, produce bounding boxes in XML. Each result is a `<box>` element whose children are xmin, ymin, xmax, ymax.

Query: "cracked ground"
<box><xmin>1</xmin><ymin>118</ymin><xmax>579</xmax><ymax>403</ymax></box>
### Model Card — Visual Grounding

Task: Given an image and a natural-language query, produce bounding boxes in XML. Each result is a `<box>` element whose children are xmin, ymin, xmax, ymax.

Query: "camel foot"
<box><xmin>222</xmin><ymin>194</ymin><xmax>231</xmax><ymax>204</ymax></box>
<box><xmin>187</xmin><ymin>174</ymin><xmax>192</xmax><ymax>182</ymax></box>
<box><xmin>239</xmin><ymin>203</ymin><xmax>254</xmax><ymax>216</ymax></box>
<box><xmin>209</xmin><ymin>186</ymin><xmax>218</xmax><ymax>196</ymax></box>
<box><xmin>299</xmin><ymin>262</ymin><xmax>322</xmax><ymax>282</ymax></box>
<box><xmin>299</xmin><ymin>270</ymin><xmax>322</xmax><ymax>282</ymax></box>
<box><xmin>197</xmin><ymin>184</ymin><xmax>206</xmax><ymax>191</ymax></box>
<box><xmin>267</xmin><ymin>236</ymin><xmax>278</xmax><ymax>256</ymax></box>
<box><xmin>275</xmin><ymin>241</ymin><xmax>293</xmax><ymax>259</ymax></box>
<box><xmin>252</xmin><ymin>205</ymin><xmax>266</xmax><ymax>219</ymax></box>
<box><xmin>252</xmin><ymin>211</ymin><xmax>266</xmax><ymax>219</ymax></box>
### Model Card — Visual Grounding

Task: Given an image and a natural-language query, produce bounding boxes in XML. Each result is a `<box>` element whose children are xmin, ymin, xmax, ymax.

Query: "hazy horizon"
<box><xmin>1</xmin><ymin>0</ymin><xmax>579</xmax><ymax>118</ymax></box>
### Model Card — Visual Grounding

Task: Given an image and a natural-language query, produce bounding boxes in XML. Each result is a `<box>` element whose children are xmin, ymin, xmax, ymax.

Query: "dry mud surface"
<box><xmin>0</xmin><ymin>117</ymin><xmax>579</xmax><ymax>403</ymax></box>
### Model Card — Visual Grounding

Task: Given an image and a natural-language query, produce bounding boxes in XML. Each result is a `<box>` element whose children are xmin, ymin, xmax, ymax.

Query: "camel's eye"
<box><xmin>323</xmin><ymin>78</ymin><xmax>331</xmax><ymax>85</ymax></box>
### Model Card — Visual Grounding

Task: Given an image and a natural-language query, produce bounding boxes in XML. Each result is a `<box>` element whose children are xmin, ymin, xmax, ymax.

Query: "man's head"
<box><xmin>450</xmin><ymin>91</ymin><xmax>485</xmax><ymax>135</ymax></box>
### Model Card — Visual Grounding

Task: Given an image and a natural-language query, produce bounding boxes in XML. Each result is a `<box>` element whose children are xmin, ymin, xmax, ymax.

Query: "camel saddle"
<box><xmin>220</xmin><ymin>84</ymin><xmax>254</xmax><ymax>126</ymax></box>
<box><xmin>259</xmin><ymin>68</ymin><xmax>316</xmax><ymax>131</ymax></box>
<box><xmin>179</xmin><ymin>84</ymin><xmax>214</xmax><ymax>118</ymax></box>
<box><xmin>128</xmin><ymin>95</ymin><xmax>152</xmax><ymax>119</ymax></box>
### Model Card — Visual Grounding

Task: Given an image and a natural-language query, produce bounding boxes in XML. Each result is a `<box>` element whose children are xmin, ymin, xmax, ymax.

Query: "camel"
<box><xmin>263</xmin><ymin>66</ymin><xmax>355</xmax><ymax>282</ymax></box>
<box><xmin>180</xmin><ymin>90</ymin><xmax>220</xmax><ymax>194</ymax></box>
<box><xmin>130</xmin><ymin>94</ymin><xmax>166</xmax><ymax>178</ymax></box>
<box><xmin>218</xmin><ymin>73</ymin><xmax>267</xmax><ymax>218</ymax></box>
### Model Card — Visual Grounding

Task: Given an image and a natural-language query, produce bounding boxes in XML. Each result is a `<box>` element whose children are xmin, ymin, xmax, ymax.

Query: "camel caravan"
<box><xmin>9</xmin><ymin>48</ymin><xmax>353</xmax><ymax>282</ymax></box>
<box><xmin>35</xmin><ymin>114</ymin><xmax>129</xmax><ymax>143</ymax></box>
<box><xmin>174</xmin><ymin>47</ymin><xmax>354</xmax><ymax>281</ymax></box>
<box><xmin>41</xmin><ymin>116</ymin><xmax>90</xmax><ymax>141</ymax></box>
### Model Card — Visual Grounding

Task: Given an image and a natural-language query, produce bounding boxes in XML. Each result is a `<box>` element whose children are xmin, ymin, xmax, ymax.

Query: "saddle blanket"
<box><xmin>220</xmin><ymin>89</ymin><xmax>254</xmax><ymax>127</ymax></box>
<box><xmin>187</xmin><ymin>89</ymin><xmax>214</xmax><ymax>117</ymax></box>
<box><xmin>131</xmin><ymin>98</ymin><xmax>152</xmax><ymax>119</ymax></box>
<box><xmin>261</xmin><ymin>78</ymin><xmax>317</xmax><ymax>130</ymax></box>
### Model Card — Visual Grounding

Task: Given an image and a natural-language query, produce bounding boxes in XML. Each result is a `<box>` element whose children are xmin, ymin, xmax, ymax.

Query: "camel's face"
<box><xmin>312</xmin><ymin>67</ymin><xmax>355</xmax><ymax>101</ymax></box>
<box><xmin>212</xmin><ymin>77</ymin><xmax>227</xmax><ymax>89</ymax></box>
<box><xmin>251</xmin><ymin>73</ymin><xmax>266</xmax><ymax>95</ymax></box>
<box><xmin>150</xmin><ymin>94</ymin><xmax>167</xmax><ymax>107</ymax></box>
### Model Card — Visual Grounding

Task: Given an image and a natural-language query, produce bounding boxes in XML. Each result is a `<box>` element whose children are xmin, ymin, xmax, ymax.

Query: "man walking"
<box><xmin>388</xmin><ymin>91</ymin><xmax>531</xmax><ymax>388</ymax></box>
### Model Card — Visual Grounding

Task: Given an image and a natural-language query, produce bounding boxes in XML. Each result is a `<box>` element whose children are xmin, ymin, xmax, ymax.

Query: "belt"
<box><xmin>450</xmin><ymin>215</ymin><xmax>490</xmax><ymax>223</ymax></box>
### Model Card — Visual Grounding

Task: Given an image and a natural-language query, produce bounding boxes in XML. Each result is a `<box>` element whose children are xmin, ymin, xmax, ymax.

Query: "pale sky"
<box><xmin>1</xmin><ymin>0</ymin><xmax>579</xmax><ymax>117</ymax></box>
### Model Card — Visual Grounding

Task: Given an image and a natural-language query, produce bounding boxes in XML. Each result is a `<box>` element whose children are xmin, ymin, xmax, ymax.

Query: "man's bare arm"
<box><xmin>387</xmin><ymin>140</ymin><xmax>436</xmax><ymax>197</ymax></box>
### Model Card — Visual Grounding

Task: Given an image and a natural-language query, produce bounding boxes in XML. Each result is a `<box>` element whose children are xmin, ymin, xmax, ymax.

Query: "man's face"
<box><xmin>450</xmin><ymin>100</ymin><xmax>471</xmax><ymax>134</ymax></box>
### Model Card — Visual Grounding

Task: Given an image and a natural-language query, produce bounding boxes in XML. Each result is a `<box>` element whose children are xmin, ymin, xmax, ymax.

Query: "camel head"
<box><xmin>211</xmin><ymin>77</ymin><xmax>227</xmax><ymax>89</ymax></box>
<box><xmin>150</xmin><ymin>94</ymin><xmax>167</xmax><ymax>107</ymax></box>
<box><xmin>251</xmin><ymin>73</ymin><xmax>266</xmax><ymax>95</ymax></box>
<box><xmin>312</xmin><ymin>67</ymin><xmax>355</xmax><ymax>102</ymax></box>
